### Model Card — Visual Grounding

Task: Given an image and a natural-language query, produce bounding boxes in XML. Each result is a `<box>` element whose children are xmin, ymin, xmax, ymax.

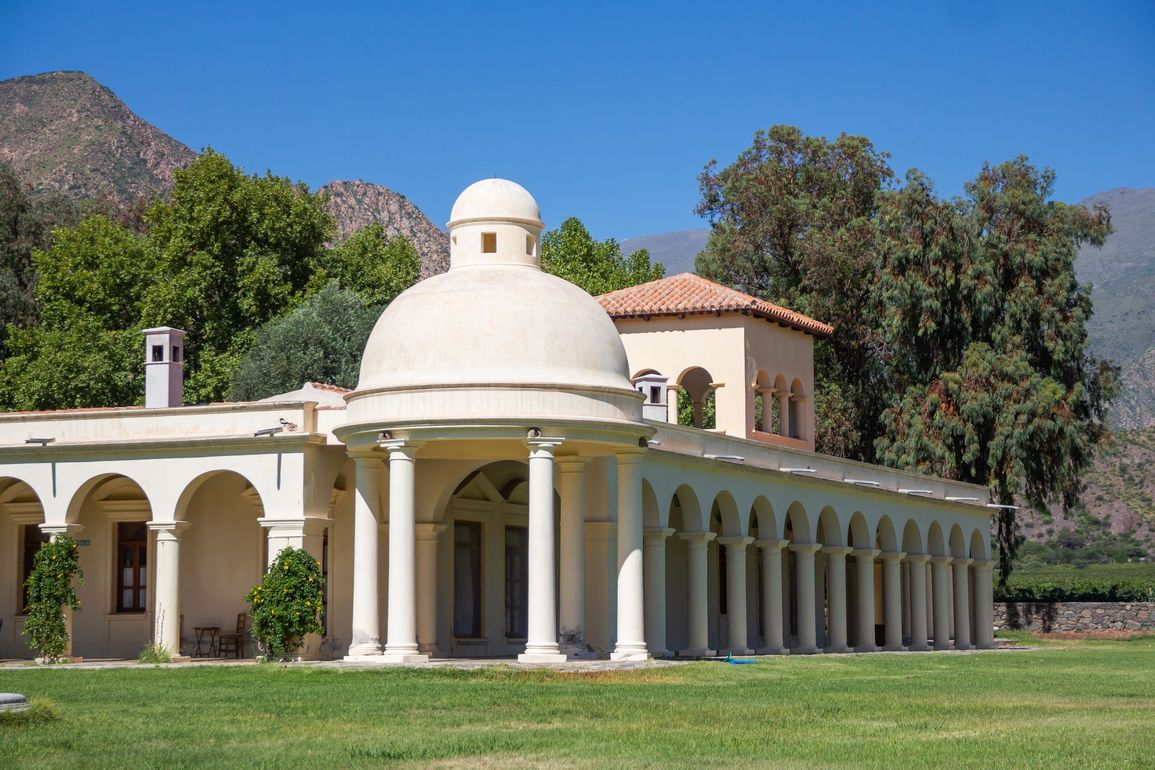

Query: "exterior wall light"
<box><xmin>253</xmin><ymin>426</ymin><xmax>284</xmax><ymax>437</ymax></box>
<box><xmin>25</xmin><ymin>437</ymin><xmax>55</xmax><ymax>445</ymax></box>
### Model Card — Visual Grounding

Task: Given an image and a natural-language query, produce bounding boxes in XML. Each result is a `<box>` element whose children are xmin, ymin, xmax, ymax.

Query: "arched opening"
<box><xmin>788</xmin><ymin>379</ymin><xmax>805</xmax><ymax>440</ymax></box>
<box><xmin>677</xmin><ymin>366</ymin><xmax>716</xmax><ymax>429</ymax></box>
<box><xmin>816</xmin><ymin>507</ymin><xmax>842</xmax><ymax>650</ymax></box>
<box><xmin>665</xmin><ymin>484</ymin><xmax>702</xmax><ymax>655</ymax></box>
<box><xmin>749</xmin><ymin>497</ymin><xmax>777</xmax><ymax>652</ymax></box>
<box><xmin>784</xmin><ymin>502</ymin><xmax>811</xmax><ymax>649</ymax></box>
<box><xmin>68</xmin><ymin>474</ymin><xmax>154</xmax><ymax>659</ymax></box>
<box><xmin>846</xmin><ymin>512</ymin><xmax>876</xmax><ymax>649</ymax></box>
<box><xmin>440</xmin><ymin>461</ymin><xmax>559</xmax><ymax>658</ymax></box>
<box><xmin>176</xmin><ymin>470</ymin><xmax>264</xmax><ymax>658</ymax></box>
<box><xmin>0</xmin><ymin>478</ymin><xmax>46</xmax><ymax>659</ymax></box>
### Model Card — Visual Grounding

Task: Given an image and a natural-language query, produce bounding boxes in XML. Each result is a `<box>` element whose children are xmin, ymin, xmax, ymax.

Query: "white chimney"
<box><xmin>633</xmin><ymin>372</ymin><xmax>669</xmax><ymax>422</ymax></box>
<box><xmin>143</xmin><ymin>327</ymin><xmax>186</xmax><ymax>408</ymax></box>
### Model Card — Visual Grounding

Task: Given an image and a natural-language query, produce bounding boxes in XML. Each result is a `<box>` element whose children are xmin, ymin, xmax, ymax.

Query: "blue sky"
<box><xmin>2</xmin><ymin>0</ymin><xmax>1152</xmax><ymax>239</ymax></box>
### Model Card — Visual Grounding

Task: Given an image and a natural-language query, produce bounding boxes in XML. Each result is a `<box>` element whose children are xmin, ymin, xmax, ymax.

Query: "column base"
<box><xmin>678</xmin><ymin>647</ymin><xmax>716</xmax><ymax>658</ymax></box>
<box><xmin>727</xmin><ymin>647</ymin><xmax>754</xmax><ymax>656</ymax></box>
<box><xmin>756</xmin><ymin>646</ymin><xmax>786</xmax><ymax>655</ymax></box>
<box><xmin>908</xmin><ymin>642</ymin><xmax>930</xmax><ymax>652</ymax></box>
<box><xmin>380</xmin><ymin>650</ymin><xmax>430</xmax><ymax>664</ymax></box>
<box><xmin>954</xmin><ymin>643</ymin><xmax>973</xmax><ymax>651</ymax></box>
<box><xmin>792</xmin><ymin>646</ymin><xmax>820</xmax><ymax>655</ymax></box>
<box><xmin>882</xmin><ymin>644</ymin><xmax>904</xmax><ymax>652</ymax></box>
<box><xmin>933</xmin><ymin>642</ymin><xmax>951</xmax><ymax>651</ymax></box>
<box><xmin>611</xmin><ymin>643</ymin><xmax>651</xmax><ymax>661</ymax></box>
<box><xmin>855</xmin><ymin>645</ymin><xmax>878</xmax><ymax>653</ymax></box>
<box><xmin>518</xmin><ymin>651</ymin><xmax>569</xmax><ymax>663</ymax></box>
<box><xmin>344</xmin><ymin>642</ymin><xmax>382</xmax><ymax>657</ymax></box>
<box><xmin>824</xmin><ymin>645</ymin><xmax>851</xmax><ymax>654</ymax></box>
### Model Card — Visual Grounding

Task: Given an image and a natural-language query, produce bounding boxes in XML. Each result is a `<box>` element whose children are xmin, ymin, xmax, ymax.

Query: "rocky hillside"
<box><xmin>319</xmin><ymin>180</ymin><xmax>449</xmax><ymax>278</ymax></box>
<box><xmin>1076</xmin><ymin>188</ymin><xmax>1155</xmax><ymax>430</ymax></box>
<box><xmin>0</xmin><ymin>71</ymin><xmax>195</xmax><ymax>203</ymax></box>
<box><xmin>1020</xmin><ymin>427</ymin><xmax>1155</xmax><ymax>556</ymax></box>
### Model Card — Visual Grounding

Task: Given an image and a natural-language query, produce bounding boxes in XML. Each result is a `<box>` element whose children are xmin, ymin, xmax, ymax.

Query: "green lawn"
<box><xmin>2</xmin><ymin>637</ymin><xmax>1154</xmax><ymax>769</ymax></box>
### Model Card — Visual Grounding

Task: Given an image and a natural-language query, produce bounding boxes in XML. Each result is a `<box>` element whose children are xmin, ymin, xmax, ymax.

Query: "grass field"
<box><xmin>2</xmin><ymin>635</ymin><xmax>1154</xmax><ymax>769</ymax></box>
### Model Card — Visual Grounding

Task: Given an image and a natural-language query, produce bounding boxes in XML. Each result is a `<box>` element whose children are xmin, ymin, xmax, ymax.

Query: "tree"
<box><xmin>695</xmin><ymin>127</ymin><xmax>1115</xmax><ymax>576</ymax></box>
<box><xmin>541</xmin><ymin>217</ymin><xmax>664</xmax><ymax>295</ymax></box>
<box><xmin>229</xmin><ymin>282</ymin><xmax>380</xmax><ymax>401</ymax></box>
<box><xmin>695</xmin><ymin>125</ymin><xmax>894</xmax><ymax>460</ymax></box>
<box><xmin>324</xmin><ymin>223</ymin><xmax>420</xmax><ymax>306</ymax></box>
<box><xmin>22</xmin><ymin>535</ymin><xmax>84</xmax><ymax>662</ymax></box>
<box><xmin>0</xmin><ymin>215</ymin><xmax>152</xmax><ymax>410</ymax></box>
<box><xmin>142</xmin><ymin>149</ymin><xmax>333</xmax><ymax>402</ymax></box>
<box><xmin>875</xmin><ymin>159</ymin><xmax>1115</xmax><ymax>577</ymax></box>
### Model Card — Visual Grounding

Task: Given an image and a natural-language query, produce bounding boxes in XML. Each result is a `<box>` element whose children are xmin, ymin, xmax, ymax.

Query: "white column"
<box><xmin>756</xmin><ymin>540</ymin><xmax>786</xmax><ymax>653</ymax></box>
<box><xmin>415</xmin><ymin>523</ymin><xmax>445</xmax><ymax>657</ymax></box>
<box><xmin>821</xmin><ymin>546</ymin><xmax>851</xmax><ymax>653</ymax></box>
<box><xmin>777</xmin><ymin>391</ymin><xmax>791</xmax><ymax>437</ymax></box>
<box><xmin>931</xmin><ymin>555</ymin><xmax>953</xmax><ymax>651</ymax></box>
<box><xmin>854</xmin><ymin>548</ymin><xmax>880</xmax><ymax>652</ymax></box>
<box><xmin>953</xmin><ymin>557</ymin><xmax>973</xmax><ymax>650</ymax></box>
<box><xmin>150</xmin><ymin>521</ymin><xmax>188</xmax><ymax>659</ymax></box>
<box><xmin>346</xmin><ymin>454</ymin><xmax>383</xmax><ymax>659</ymax></box>
<box><xmin>678</xmin><ymin>531</ymin><xmax>716</xmax><ymax>656</ymax></box>
<box><xmin>880</xmin><ymin>551</ymin><xmax>905</xmax><ymax>651</ymax></box>
<box><xmin>790</xmin><ymin>542</ymin><xmax>820</xmax><ymax>654</ymax></box>
<box><xmin>718</xmin><ymin>536</ymin><xmax>754</xmax><ymax>654</ymax></box>
<box><xmin>521</xmin><ymin>438</ymin><xmax>566</xmax><ymax>663</ymax></box>
<box><xmin>611</xmin><ymin>452</ymin><xmax>649</xmax><ymax>661</ymax></box>
<box><xmin>906</xmin><ymin>554</ymin><xmax>930</xmax><ymax>651</ymax></box>
<box><xmin>813</xmin><ymin>550</ymin><xmax>827</xmax><ymax>649</ymax></box>
<box><xmin>644</xmin><ymin>527</ymin><xmax>674</xmax><ymax>657</ymax></box>
<box><xmin>381</xmin><ymin>440</ymin><xmax>426</xmax><ymax>664</ymax></box>
<box><xmin>973</xmin><ymin>560</ymin><xmax>995</xmax><ymax>649</ymax></box>
<box><xmin>666</xmin><ymin>385</ymin><xmax>681</xmax><ymax>424</ymax></box>
<box><xmin>558</xmin><ymin>458</ymin><xmax>589</xmax><ymax>651</ymax></box>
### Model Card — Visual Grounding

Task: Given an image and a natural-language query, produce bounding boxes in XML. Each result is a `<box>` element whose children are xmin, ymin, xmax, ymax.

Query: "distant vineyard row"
<box><xmin>997</xmin><ymin>563</ymin><xmax>1155</xmax><ymax>602</ymax></box>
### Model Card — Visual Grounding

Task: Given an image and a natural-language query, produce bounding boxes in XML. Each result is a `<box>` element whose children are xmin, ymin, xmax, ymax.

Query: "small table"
<box><xmin>193</xmin><ymin>626</ymin><xmax>220</xmax><ymax>658</ymax></box>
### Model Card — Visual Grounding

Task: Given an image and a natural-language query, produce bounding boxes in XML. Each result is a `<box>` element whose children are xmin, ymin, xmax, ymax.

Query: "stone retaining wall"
<box><xmin>994</xmin><ymin>601</ymin><xmax>1155</xmax><ymax>633</ymax></box>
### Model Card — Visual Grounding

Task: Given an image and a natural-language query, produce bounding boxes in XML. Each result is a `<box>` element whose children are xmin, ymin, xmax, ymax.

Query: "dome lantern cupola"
<box><xmin>448</xmin><ymin>179</ymin><xmax>544</xmax><ymax>270</ymax></box>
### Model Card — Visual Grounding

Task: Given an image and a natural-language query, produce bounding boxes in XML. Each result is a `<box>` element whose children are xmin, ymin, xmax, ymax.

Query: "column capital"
<box><xmin>853</xmin><ymin>548</ymin><xmax>881</xmax><ymax>560</ymax></box>
<box><xmin>40</xmin><ymin>522</ymin><xmax>82</xmax><ymax>537</ymax></box>
<box><xmin>788</xmin><ymin>542</ymin><xmax>822</xmax><ymax>555</ymax></box>
<box><xmin>972</xmin><ymin>559</ymin><xmax>996</xmax><ymax>572</ymax></box>
<box><xmin>820</xmin><ymin>545</ymin><xmax>854</xmax><ymax>557</ymax></box>
<box><xmin>879</xmin><ymin>550</ymin><xmax>906</xmax><ymax>563</ymax></box>
<box><xmin>678</xmin><ymin>530</ymin><xmax>717</xmax><ymax>544</ymax></box>
<box><xmin>952</xmin><ymin>557</ymin><xmax>974</xmax><ymax>569</ymax></box>
<box><xmin>348</xmin><ymin>450</ymin><xmax>384</xmax><ymax>465</ymax></box>
<box><xmin>615</xmin><ymin>450</ymin><xmax>646</xmax><ymax>466</ymax></box>
<box><xmin>755</xmin><ymin>538</ymin><xmax>788</xmax><ymax>552</ymax></box>
<box><xmin>905</xmin><ymin>552</ymin><xmax>931</xmax><ymax>566</ymax></box>
<box><xmin>148</xmin><ymin>520</ymin><xmax>190</xmax><ymax>537</ymax></box>
<box><xmin>526</xmin><ymin>436</ymin><xmax>564</xmax><ymax>456</ymax></box>
<box><xmin>380</xmin><ymin>439</ymin><xmax>423</xmax><ymax>459</ymax></box>
<box><xmin>717</xmin><ymin>535</ymin><xmax>754</xmax><ymax>548</ymax></box>
<box><xmin>556</xmin><ymin>456</ymin><xmax>591</xmax><ymax>473</ymax></box>
<box><xmin>931</xmin><ymin>555</ymin><xmax>954</xmax><ymax>566</ymax></box>
<box><xmin>644</xmin><ymin>527</ymin><xmax>675</xmax><ymax>543</ymax></box>
<box><xmin>415</xmin><ymin>522</ymin><xmax>447</xmax><ymax>540</ymax></box>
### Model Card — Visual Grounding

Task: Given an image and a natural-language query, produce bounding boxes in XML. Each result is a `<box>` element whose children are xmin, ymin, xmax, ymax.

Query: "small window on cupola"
<box><xmin>172</xmin><ymin>345</ymin><xmax>181</xmax><ymax>362</ymax></box>
<box><xmin>481</xmin><ymin>232</ymin><xmax>497</xmax><ymax>253</ymax></box>
<box><xmin>526</xmin><ymin>235</ymin><xmax>535</xmax><ymax>256</ymax></box>
<box><xmin>151</xmin><ymin>345</ymin><xmax>164</xmax><ymax>362</ymax></box>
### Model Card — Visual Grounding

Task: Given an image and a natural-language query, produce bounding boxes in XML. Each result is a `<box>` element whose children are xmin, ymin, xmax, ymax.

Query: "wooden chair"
<box><xmin>217</xmin><ymin>613</ymin><xmax>247</xmax><ymax>658</ymax></box>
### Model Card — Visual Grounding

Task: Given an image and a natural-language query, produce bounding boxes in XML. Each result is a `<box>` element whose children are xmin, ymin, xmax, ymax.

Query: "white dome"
<box><xmin>449</xmin><ymin>178</ymin><xmax>542</xmax><ymax>227</ymax></box>
<box><xmin>356</xmin><ymin>267</ymin><xmax>632</xmax><ymax>392</ymax></box>
<box><xmin>343</xmin><ymin>179</ymin><xmax>643</xmax><ymax>430</ymax></box>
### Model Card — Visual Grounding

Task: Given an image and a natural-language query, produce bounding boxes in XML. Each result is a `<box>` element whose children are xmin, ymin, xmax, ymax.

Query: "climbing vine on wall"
<box><xmin>23</xmin><ymin>534</ymin><xmax>84</xmax><ymax>661</ymax></box>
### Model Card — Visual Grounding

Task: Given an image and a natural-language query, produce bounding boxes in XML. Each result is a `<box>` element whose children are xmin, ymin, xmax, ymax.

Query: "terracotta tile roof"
<box><xmin>596</xmin><ymin>273</ymin><xmax>834</xmax><ymax>337</ymax></box>
<box><xmin>306</xmin><ymin>382</ymin><xmax>352</xmax><ymax>393</ymax></box>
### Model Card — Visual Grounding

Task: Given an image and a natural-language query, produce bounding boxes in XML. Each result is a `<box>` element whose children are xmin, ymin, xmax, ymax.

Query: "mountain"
<box><xmin>318</xmin><ymin>180</ymin><xmax>449</xmax><ymax>278</ymax></box>
<box><xmin>620</xmin><ymin>228</ymin><xmax>708</xmax><ymax>275</ymax></box>
<box><xmin>1076</xmin><ymin>188</ymin><xmax>1155</xmax><ymax>430</ymax></box>
<box><xmin>0</xmin><ymin>71</ymin><xmax>195</xmax><ymax>203</ymax></box>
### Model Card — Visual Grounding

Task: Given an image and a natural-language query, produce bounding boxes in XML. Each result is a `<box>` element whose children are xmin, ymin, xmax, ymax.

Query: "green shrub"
<box><xmin>22</xmin><ymin>535</ymin><xmax>84</xmax><ymax>661</ymax></box>
<box><xmin>137</xmin><ymin>642</ymin><xmax>173</xmax><ymax>664</ymax></box>
<box><xmin>245</xmin><ymin>547</ymin><xmax>324</xmax><ymax>659</ymax></box>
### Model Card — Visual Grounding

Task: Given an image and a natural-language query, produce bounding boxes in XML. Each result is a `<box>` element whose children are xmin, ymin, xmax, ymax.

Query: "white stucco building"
<box><xmin>0</xmin><ymin>179</ymin><xmax>996</xmax><ymax>662</ymax></box>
